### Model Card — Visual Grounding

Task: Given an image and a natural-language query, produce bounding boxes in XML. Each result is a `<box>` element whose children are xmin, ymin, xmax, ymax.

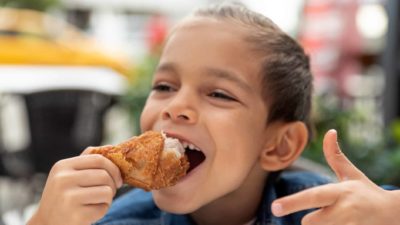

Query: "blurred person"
<box><xmin>27</xmin><ymin>2</ymin><xmax>400</xmax><ymax>225</ymax></box>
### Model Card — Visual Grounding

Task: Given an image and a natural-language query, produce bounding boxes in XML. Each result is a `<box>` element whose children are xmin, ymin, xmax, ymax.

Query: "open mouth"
<box><xmin>181</xmin><ymin>141</ymin><xmax>206</xmax><ymax>173</ymax></box>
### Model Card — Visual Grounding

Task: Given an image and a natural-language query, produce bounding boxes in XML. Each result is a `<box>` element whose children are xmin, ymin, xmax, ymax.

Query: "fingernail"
<box><xmin>271</xmin><ymin>202</ymin><xmax>283</xmax><ymax>216</ymax></box>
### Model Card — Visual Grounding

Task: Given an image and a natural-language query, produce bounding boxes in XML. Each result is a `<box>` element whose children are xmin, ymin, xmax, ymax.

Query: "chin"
<box><xmin>152</xmin><ymin>191</ymin><xmax>200</xmax><ymax>214</ymax></box>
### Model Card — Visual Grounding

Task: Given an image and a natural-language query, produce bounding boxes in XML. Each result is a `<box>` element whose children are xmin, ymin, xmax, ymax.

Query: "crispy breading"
<box><xmin>90</xmin><ymin>131</ymin><xmax>189</xmax><ymax>191</ymax></box>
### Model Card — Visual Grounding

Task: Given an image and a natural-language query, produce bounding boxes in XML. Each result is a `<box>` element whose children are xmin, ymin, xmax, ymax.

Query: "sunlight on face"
<box><xmin>140</xmin><ymin>17</ymin><xmax>270</xmax><ymax>213</ymax></box>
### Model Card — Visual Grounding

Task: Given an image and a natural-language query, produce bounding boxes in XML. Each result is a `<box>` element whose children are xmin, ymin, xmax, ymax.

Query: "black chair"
<box><xmin>0</xmin><ymin>90</ymin><xmax>115</xmax><ymax>176</ymax></box>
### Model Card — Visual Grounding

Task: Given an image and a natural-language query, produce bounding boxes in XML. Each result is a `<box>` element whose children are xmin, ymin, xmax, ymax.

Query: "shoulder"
<box><xmin>94</xmin><ymin>188</ymin><xmax>161</xmax><ymax>225</ymax></box>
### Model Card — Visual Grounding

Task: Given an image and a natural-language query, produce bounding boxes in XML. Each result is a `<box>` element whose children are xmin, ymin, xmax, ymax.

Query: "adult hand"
<box><xmin>271</xmin><ymin>129</ymin><xmax>400</xmax><ymax>225</ymax></box>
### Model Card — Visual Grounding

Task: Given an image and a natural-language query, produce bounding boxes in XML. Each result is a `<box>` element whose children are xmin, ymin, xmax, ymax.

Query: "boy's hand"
<box><xmin>272</xmin><ymin>129</ymin><xmax>400</xmax><ymax>225</ymax></box>
<box><xmin>28</xmin><ymin>146</ymin><xmax>123</xmax><ymax>225</ymax></box>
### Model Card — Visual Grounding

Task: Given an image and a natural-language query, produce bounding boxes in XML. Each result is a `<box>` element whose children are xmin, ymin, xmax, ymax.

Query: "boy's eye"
<box><xmin>209</xmin><ymin>91</ymin><xmax>236</xmax><ymax>101</ymax></box>
<box><xmin>152</xmin><ymin>83</ymin><xmax>174</xmax><ymax>92</ymax></box>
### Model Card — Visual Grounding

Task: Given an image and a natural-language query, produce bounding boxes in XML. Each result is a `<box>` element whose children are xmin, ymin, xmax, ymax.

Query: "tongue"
<box><xmin>186</xmin><ymin>149</ymin><xmax>205</xmax><ymax>173</ymax></box>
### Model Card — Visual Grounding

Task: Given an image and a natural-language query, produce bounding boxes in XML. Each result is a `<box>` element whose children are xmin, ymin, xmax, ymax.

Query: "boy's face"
<box><xmin>141</xmin><ymin>17</ymin><xmax>271</xmax><ymax>213</ymax></box>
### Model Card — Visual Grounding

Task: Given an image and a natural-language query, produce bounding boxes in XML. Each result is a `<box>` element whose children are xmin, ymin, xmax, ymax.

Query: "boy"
<box><xmin>28</xmin><ymin>2</ymin><xmax>400</xmax><ymax>225</ymax></box>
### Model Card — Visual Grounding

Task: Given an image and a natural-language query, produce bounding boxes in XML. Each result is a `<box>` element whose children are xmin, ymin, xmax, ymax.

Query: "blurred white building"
<box><xmin>59</xmin><ymin>0</ymin><xmax>211</xmax><ymax>61</ymax></box>
<box><xmin>59</xmin><ymin>0</ymin><xmax>305</xmax><ymax>61</ymax></box>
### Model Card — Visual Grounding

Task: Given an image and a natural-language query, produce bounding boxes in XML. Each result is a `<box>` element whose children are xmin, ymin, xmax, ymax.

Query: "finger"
<box><xmin>301</xmin><ymin>208</ymin><xmax>328</xmax><ymax>225</ymax></box>
<box><xmin>76</xmin><ymin>169</ymin><xmax>117</xmax><ymax>195</ymax></box>
<box><xmin>323</xmin><ymin>129</ymin><xmax>366</xmax><ymax>181</ymax></box>
<box><xmin>301</xmin><ymin>202</ymin><xmax>356</xmax><ymax>225</ymax></box>
<box><xmin>71</xmin><ymin>154</ymin><xmax>123</xmax><ymax>188</ymax></box>
<box><xmin>271</xmin><ymin>183</ymin><xmax>340</xmax><ymax>217</ymax></box>
<box><xmin>74</xmin><ymin>186</ymin><xmax>115</xmax><ymax>205</ymax></box>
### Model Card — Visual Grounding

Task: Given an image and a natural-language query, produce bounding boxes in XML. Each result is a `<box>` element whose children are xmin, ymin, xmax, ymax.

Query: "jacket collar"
<box><xmin>161</xmin><ymin>172</ymin><xmax>284</xmax><ymax>225</ymax></box>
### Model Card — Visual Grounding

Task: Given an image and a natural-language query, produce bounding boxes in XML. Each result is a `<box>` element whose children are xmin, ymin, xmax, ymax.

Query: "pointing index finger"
<box><xmin>272</xmin><ymin>183</ymin><xmax>340</xmax><ymax>217</ymax></box>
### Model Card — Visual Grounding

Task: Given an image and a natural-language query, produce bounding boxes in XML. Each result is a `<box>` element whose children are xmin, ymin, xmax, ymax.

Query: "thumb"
<box><xmin>323</xmin><ymin>129</ymin><xmax>366</xmax><ymax>181</ymax></box>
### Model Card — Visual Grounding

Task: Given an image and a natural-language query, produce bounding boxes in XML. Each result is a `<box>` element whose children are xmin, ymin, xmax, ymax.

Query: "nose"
<box><xmin>161</xmin><ymin>91</ymin><xmax>198</xmax><ymax>124</ymax></box>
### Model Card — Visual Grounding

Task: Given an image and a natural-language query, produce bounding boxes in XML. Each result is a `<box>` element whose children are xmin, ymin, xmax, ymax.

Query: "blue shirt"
<box><xmin>94</xmin><ymin>171</ymin><xmax>331</xmax><ymax>225</ymax></box>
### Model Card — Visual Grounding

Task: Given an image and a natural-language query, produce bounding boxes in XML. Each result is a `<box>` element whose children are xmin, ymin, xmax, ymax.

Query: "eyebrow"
<box><xmin>204</xmin><ymin>67</ymin><xmax>252</xmax><ymax>92</ymax></box>
<box><xmin>156</xmin><ymin>63</ymin><xmax>178</xmax><ymax>75</ymax></box>
<box><xmin>156</xmin><ymin>63</ymin><xmax>252</xmax><ymax>92</ymax></box>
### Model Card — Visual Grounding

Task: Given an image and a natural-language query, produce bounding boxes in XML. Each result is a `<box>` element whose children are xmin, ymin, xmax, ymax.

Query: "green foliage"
<box><xmin>0</xmin><ymin>0</ymin><xmax>60</xmax><ymax>11</ymax></box>
<box><xmin>304</xmin><ymin>94</ymin><xmax>400</xmax><ymax>186</ymax></box>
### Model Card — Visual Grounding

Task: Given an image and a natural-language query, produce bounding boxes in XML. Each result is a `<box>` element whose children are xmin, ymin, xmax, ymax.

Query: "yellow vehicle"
<box><xmin>0</xmin><ymin>7</ymin><xmax>130</xmax><ymax>176</ymax></box>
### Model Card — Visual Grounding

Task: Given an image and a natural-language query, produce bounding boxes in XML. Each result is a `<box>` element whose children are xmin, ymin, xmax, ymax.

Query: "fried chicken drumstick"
<box><xmin>89</xmin><ymin>131</ymin><xmax>189</xmax><ymax>191</ymax></box>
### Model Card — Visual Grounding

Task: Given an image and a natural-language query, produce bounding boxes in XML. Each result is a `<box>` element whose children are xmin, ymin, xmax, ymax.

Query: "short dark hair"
<box><xmin>193</xmin><ymin>2</ymin><xmax>314</xmax><ymax>140</ymax></box>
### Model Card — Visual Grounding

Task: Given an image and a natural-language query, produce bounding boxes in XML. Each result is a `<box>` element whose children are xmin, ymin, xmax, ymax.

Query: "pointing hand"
<box><xmin>271</xmin><ymin>129</ymin><xmax>400</xmax><ymax>225</ymax></box>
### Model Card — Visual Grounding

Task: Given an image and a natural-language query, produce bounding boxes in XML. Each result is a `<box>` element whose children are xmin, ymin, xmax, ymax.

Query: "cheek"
<box><xmin>215</xmin><ymin>111</ymin><xmax>265</xmax><ymax>142</ymax></box>
<box><xmin>211</xmin><ymin>112</ymin><xmax>265</xmax><ymax>159</ymax></box>
<box><xmin>224</xmin><ymin>113</ymin><xmax>266</xmax><ymax>159</ymax></box>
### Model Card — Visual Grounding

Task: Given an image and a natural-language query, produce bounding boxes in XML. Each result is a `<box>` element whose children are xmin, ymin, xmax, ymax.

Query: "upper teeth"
<box><xmin>182</xmin><ymin>141</ymin><xmax>201</xmax><ymax>151</ymax></box>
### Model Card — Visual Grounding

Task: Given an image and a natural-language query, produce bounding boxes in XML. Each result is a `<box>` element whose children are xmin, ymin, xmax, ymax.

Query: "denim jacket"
<box><xmin>94</xmin><ymin>171</ymin><xmax>331</xmax><ymax>225</ymax></box>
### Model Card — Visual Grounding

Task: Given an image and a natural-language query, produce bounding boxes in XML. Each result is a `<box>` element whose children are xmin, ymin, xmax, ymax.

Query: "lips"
<box><xmin>164</xmin><ymin>132</ymin><xmax>206</xmax><ymax>173</ymax></box>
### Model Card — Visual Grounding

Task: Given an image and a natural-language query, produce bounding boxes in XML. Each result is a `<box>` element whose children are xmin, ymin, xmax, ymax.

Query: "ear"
<box><xmin>259</xmin><ymin>121</ymin><xmax>308</xmax><ymax>171</ymax></box>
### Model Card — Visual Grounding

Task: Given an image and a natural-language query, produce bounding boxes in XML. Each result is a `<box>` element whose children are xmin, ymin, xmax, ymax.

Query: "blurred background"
<box><xmin>0</xmin><ymin>0</ymin><xmax>399</xmax><ymax>224</ymax></box>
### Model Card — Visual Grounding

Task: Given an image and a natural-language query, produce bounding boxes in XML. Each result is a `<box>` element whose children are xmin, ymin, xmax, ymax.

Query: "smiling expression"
<box><xmin>140</xmin><ymin>17</ymin><xmax>271</xmax><ymax>214</ymax></box>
